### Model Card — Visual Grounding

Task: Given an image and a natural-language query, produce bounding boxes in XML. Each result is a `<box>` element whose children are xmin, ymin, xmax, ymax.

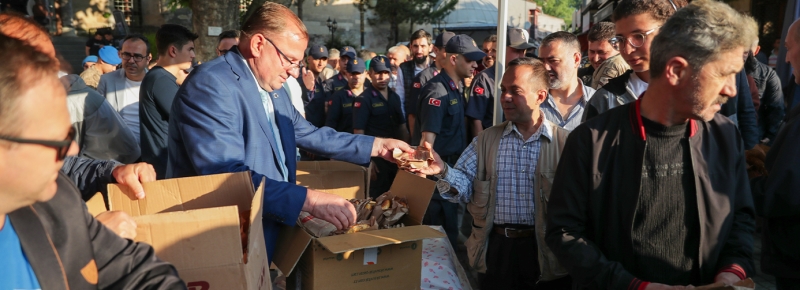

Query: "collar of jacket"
<box><xmin>629</xmin><ymin>94</ymin><xmax>697</xmax><ymax>141</ymax></box>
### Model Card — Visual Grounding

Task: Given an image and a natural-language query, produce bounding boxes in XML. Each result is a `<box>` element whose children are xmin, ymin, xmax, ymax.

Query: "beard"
<box><xmin>414</xmin><ymin>55</ymin><xmax>428</xmax><ymax>65</ymax></box>
<box><xmin>548</xmin><ymin>71</ymin><xmax>564</xmax><ymax>89</ymax></box>
<box><xmin>689</xmin><ymin>75</ymin><xmax>729</xmax><ymax>121</ymax></box>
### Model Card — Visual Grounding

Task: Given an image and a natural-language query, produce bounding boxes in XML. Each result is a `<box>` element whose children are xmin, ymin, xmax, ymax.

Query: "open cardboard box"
<box><xmin>296</xmin><ymin>161</ymin><xmax>370</xmax><ymax>199</ymax></box>
<box><xmin>274</xmin><ymin>170</ymin><xmax>445</xmax><ymax>290</ymax></box>
<box><xmin>94</xmin><ymin>172</ymin><xmax>271</xmax><ymax>290</ymax></box>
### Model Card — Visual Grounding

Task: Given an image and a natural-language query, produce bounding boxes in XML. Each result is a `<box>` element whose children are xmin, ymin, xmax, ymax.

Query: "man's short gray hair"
<box><xmin>650</xmin><ymin>0</ymin><xmax>757</xmax><ymax>78</ymax></box>
<box><xmin>328</xmin><ymin>48</ymin><xmax>340</xmax><ymax>59</ymax></box>
<box><xmin>541</xmin><ymin>31</ymin><xmax>580</xmax><ymax>54</ymax></box>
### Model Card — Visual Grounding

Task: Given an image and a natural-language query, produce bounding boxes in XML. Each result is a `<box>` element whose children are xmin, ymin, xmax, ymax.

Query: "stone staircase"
<box><xmin>53</xmin><ymin>36</ymin><xmax>89</xmax><ymax>74</ymax></box>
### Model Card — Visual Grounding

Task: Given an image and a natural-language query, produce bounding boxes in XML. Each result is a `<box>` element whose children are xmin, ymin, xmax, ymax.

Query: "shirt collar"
<box><xmin>501</xmin><ymin>115</ymin><xmax>552</xmax><ymax>143</ymax></box>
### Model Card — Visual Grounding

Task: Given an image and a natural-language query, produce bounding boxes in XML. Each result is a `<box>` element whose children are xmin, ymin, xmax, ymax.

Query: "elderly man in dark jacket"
<box><xmin>546</xmin><ymin>1</ymin><xmax>757</xmax><ymax>289</ymax></box>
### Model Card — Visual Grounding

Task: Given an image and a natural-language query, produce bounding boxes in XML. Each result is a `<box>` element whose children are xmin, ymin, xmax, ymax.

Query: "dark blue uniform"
<box><xmin>354</xmin><ymin>86</ymin><xmax>405</xmax><ymax>197</ymax></box>
<box><xmin>464</xmin><ymin>64</ymin><xmax>498</xmax><ymax>130</ymax></box>
<box><xmin>406</xmin><ymin>66</ymin><xmax>440</xmax><ymax>144</ymax></box>
<box><xmin>416</xmin><ymin>72</ymin><xmax>467</xmax><ymax>247</ymax></box>
<box><xmin>354</xmin><ymin>86</ymin><xmax>405</xmax><ymax>138</ymax></box>
<box><xmin>416</xmin><ymin>72</ymin><xmax>467</xmax><ymax>158</ymax></box>
<box><xmin>325</xmin><ymin>88</ymin><xmax>361</xmax><ymax>133</ymax></box>
<box><xmin>300</xmin><ymin>76</ymin><xmax>327</xmax><ymax>128</ymax></box>
<box><xmin>322</xmin><ymin>73</ymin><xmax>349</xmax><ymax>99</ymax></box>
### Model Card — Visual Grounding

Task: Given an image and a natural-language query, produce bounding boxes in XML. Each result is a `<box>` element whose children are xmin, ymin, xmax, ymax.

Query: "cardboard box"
<box><xmin>104</xmin><ymin>172</ymin><xmax>271</xmax><ymax>290</ymax></box>
<box><xmin>274</xmin><ymin>170</ymin><xmax>445</xmax><ymax>290</ymax></box>
<box><xmin>296</xmin><ymin>161</ymin><xmax>370</xmax><ymax>199</ymax></box>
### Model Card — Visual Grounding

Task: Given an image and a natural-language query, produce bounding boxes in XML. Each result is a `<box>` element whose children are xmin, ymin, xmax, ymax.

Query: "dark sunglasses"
<box><xmin>0</xmin><ymin>127</ymin><xmax>76</xmax><ymax>161</ymax></box>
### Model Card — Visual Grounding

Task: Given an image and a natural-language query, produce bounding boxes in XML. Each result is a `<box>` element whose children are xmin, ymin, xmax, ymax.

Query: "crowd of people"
<box><xmin>1</xmin><ymin>0</ymin><xmax>800</xmax><ymax>289</ymax></box>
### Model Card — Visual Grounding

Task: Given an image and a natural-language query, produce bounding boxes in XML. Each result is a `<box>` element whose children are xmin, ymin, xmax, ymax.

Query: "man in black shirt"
<box><xmin>140</xmin><ymin>24</ymin><xmax>198</xmax><ymax>178</ymax></box>
<box><xmin>353</xmin><ymin>56</ymin><xmax>408</xmax><ymax>196</ymax></box>
<box><xmin>85</xmin><ymin>31</ymin><xmax>105</xmax><ymax>56</ymax></box>
<box><xmin>546</xmin><ymin>1</ymin><xmax>757</xmax><ymax>288</ymax></box>
<box><xmin>301</xmin><ymin>44</ymin><xmax>329</xmax><ymax>128</ymax></box>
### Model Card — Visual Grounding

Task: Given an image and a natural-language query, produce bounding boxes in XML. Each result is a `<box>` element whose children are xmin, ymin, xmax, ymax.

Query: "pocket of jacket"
<box><xmin>469</xmin><ymin>179</ymin><xmax>492</xmax><ymax>219</ymax></box>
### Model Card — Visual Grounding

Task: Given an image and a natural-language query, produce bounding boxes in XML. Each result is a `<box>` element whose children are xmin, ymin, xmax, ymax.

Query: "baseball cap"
<box><xmin>340</xmin><ymin>46</ymin><xmax>357</xmax><ymax>59</ymax></box>
<box><xmin>508</xmin><ymin>28</ymin><xmax>536</xmax><ymax>50</ymax></box>
<box><xmin>445</xmin><ymin>35</ymin><xmax>486</xmax><ymax>62</ymax></box>
<box><xmin>98</xmin><ymin>46</ymin><xmax>122</xmax><ymax>65</ymax></box>
<box><xmin>308</xmin><ymin>44</ymin><xmax>328</xmax><ymax>59</ymax></box>
<box><xmin>433</xmin><ymin>31</ymin><xmax>456</xmax><ymax>48</ymax></box>
<box><xmin>370</xmin><ymin>56</ymin><xmax>391</xmax><ymax>73</ymax></box>
<box><xmin>82</xmin><ymin>55</ymin><xmax>98</xmax><ymax>67</ymax></box>
<box><xmin>346</xmin><ymin>57</ymin><xmax>366</xmax><ymax>73</ymax></box>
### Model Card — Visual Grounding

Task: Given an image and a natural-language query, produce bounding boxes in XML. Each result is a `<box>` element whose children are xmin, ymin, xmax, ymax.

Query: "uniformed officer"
<box><xmin>407</xmin><ymin>31</ymin><xmax>455</xmax><ymax>144</ymax></box>
<box><xmin>322</xmin><ymin>46</ymin><xmax>356</xmax><ymax>112</ymax></box>
<box><xmin>325</xmin><ymin>57</ymin><xmax>366</xmax><ymax>133</ymax></box>
<box><xmin>417</xmin><ymin>35</ymin><xmax>486</xmax><ymax>247</ymax></box>
<box><xmin>354</xmin><ymin>56</ymin><xmax>409</xmax><ymax>196</ymax></box>
<box><xmin>302</xmin><ymin>43</ymin><xmax>330</xmax><ymax>128</ymax></box>
<box><xmin>465</xmin><ymin>28</ymin><xmax>535</xmax><ymax>137</ymax></box>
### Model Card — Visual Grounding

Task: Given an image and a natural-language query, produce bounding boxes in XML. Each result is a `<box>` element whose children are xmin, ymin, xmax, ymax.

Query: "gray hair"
<box><xmin>541</xmin><ymin>31</ymin><xmax>580</xmax><ymax>54</ymax></box>
<box><xmin>650</xmin><ymin>0</ymin><xmax>757</xmax><ymax>78</ymax></box>
<box><xmin>328</xmin><ymin>48</ymin><xmax>340</xmax><ymax>59</ymax></box>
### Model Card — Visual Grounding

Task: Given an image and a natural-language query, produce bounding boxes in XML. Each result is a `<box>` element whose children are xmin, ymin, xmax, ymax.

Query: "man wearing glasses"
<box><xmin>98</xmin><ymin>35</ymin><xmax>152</xmax><ymax>143</ymax></box>
<box><xmin>583</xmin><ymin>0</ymin><xmax>687</xmax><ymax>121</ymax></box>
<box><xmin>140</xmin><ymin>24</ymin><xmax>197</xmax><ymax>179</ymax></box>
<box><xmin>167</xmin><ymin>2</ymin><xmax>413</xmax><ymax>262</ymax></box>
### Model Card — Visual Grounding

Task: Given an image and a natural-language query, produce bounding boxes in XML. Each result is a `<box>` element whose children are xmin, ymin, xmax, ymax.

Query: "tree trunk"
<box><xmin>191</xmin><ymin>0</ymin><xmax>239</xmax><ymax>63</ymax></box>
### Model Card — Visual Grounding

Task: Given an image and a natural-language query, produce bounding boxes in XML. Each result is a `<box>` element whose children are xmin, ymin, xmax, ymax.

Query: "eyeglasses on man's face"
<box><xmin>0</xmin><ymin>127</ymin><xmax>76</xmax><ymax>161</ymax></box>
<box><xmin>121</xmin><ymin>52</ymin><xmax>146</xmax><ymax>62</ymax></box>
<box><xmin>611</xmin><ymin>26</ymin><xmax>661</xmax><ymax>48</ymax></box>
<box><xmin>264</xmin><ymin>37</ymin><xmax>305</xmax><ymax>73</ymax></box>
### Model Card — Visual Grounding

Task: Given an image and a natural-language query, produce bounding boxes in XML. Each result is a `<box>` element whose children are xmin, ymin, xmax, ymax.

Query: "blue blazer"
<box><xmin>167</xmin><ymin>47</ymin><xmax>375</xmax><ymax>259</ymax></box>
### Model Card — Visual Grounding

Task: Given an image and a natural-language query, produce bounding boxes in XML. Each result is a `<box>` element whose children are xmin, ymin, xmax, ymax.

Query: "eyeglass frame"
<box><xmin>263</xmin><ymin>37</ymin><xmax>305</xmax><ymax>73</ymax></box>
<box><xmin>0</xmin><ymin>127</ymin><xmax>76</xmax><ymax>161</ymax></box>
<box><xmin>610</xmin><ymin>26</ymin><xmax>661</xmax><ymax>48</ymax></box>
<box><xmin>121</xmin><ymin>52</ymin><xmax>147</xmax><ymax>62</ymax></box>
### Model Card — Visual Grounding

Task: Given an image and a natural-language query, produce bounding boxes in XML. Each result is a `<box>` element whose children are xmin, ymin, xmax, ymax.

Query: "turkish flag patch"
<box><xmin>413</xmin><ymin>82</ymin><xmax>421</xmax><ymax>88</ymax></box>
<box><xmin>474</xmin><ymin>86</ymin><xmax>484</xmax><ymax>95</ymax></box>
<box><xmin>428</xmin><ymin>98</ymin><xmax>441</xmax><ymax>107</ymax></box>
<box><xmin>327</xmin><ymin>100</ymin><xmax>333</xmax><ymax>105</ymax></box>
<box><xmin>354</xmin><ymin>102</ymin><xmax>361</xmax><ymax>108</ymax></box>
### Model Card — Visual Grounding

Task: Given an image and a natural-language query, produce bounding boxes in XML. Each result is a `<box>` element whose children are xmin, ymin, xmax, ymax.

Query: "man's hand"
<box><xmin>644</xmin><ymin>283</ymin><xmax>694</xmax><ymax>290</ymax></box>
<box><xmin>112</xmin><ymin>162</ymin><xmax>156</xmax><ymax>200</ymax></box>
<box><xmin>303</xmin><ymin>189</ymin><xmax>357</xmax><ymax>230</ymax></box>
<box><xmin>714</xmin><ymin>272</ymin><xmax>742</xmax><ymax>285</ymax></box>
<box><xmin>371</xmin><ymin>137</ymin><xmax>413</xmax><ymax>162</ymax></box>
<box><xmin>301</xmin><ymin>67</ymin><xmax>315</xmax><ymax>91</ymax></box>
<box><xmin>95</xmin><ymin>211</ymin><xmax>138</xmax><ymax>239</ymax></box>
<box><xmin>407</xmin><ymin>141</ymin><xmax>445</xmax><ymax>176</ymax></box>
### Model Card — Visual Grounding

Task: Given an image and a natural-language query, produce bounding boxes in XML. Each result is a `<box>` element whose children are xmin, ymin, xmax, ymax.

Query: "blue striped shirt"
<box><xmin>437</xmin><ymin>119</ymin><xmax>552</xmax><ymax>225</ymax></box>
<box><xmin>540</xmin><ymin>79</ymin><xmax>596</xmax><ymax>131</ymax></box>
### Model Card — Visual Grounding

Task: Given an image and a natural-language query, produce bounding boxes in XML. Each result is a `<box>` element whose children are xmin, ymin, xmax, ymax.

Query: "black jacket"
<box><xmin>7</xmin><ymin>173</ymin><xmax>185</xmax><ymax>290</ymax></box>
<box><xmin>749</xmin><ymin>61</ymin><xmax>785</xmax><ymax>144</ymax></box>
<box><xmin>719</xmin><ymin>70</ymin><xmax>759</xmax><ymax>149</ymax></box>
<box><xmin>750</xmin><ymin>104</ymin><xmax>800</xmax><ymax>278</ymax></box>
<box><xmin>546</xmin><ymin>101</ymin><xmax>756</xmax><ymax>289</ymax></box>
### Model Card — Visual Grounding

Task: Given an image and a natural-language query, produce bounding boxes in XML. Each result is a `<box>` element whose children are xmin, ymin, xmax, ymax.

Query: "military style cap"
<box><xmin>340</xmin><ymin>46</ymin><xmax>357</xmax><ymax>59</ymax></box>
<box><xmin>445</xmin><ymin>35</ymin><xmax>487</xmax><ymax>62</ymax></box>
<box><xmin>508</xmin><ymin>28</ymin><xmax>536</xmax><ymax>50</ymax></box>
<box><xmin>434</xmin><ymin>31</ymin><xmax>456</xmax><ymax>48</ymax></box>
<box><xmin>370</xmin><ymin>55</ymin><xmax>391</xmax><ymax>73</ymax></box>
<box><xmin>308</xmin><ymin>44</ymin><xmax>328</xmax><ymax>59</ymax></box>
<box><xmin>346</xmin><ymin>57</ymin><xmax>366</xmax><ymax>73</ymax></box>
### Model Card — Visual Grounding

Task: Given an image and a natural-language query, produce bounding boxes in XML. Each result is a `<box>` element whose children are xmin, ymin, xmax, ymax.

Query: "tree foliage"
<box><xmin>535</xmin><ymin>0</ymin><xmax>577</xmax><ymax>28</ymax></box>
<box><xmin>368</xmin><ymin>0</ymin><xmax>458</xmax><ymax>47</ymax></box>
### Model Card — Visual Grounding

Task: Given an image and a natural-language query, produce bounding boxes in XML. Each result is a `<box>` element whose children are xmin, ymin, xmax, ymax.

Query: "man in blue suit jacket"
<box><xmin>167</xmin><ymin>3</ymin><xmax>412</xmax><ymax>260</ymax></box>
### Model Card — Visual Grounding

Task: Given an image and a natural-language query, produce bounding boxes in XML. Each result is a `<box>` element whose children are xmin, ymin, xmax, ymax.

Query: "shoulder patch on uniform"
<box><xmin>474</xmin><ymin>86</ymin><xmax>484</xmax><ymax>95</ymax></box>
<box><xmin>428</xmin><ymin>98</ymin><xmax>441</xmax><ymax>107</ymax></box>
<box><xmin>413</xmin><ymin>82</ymin><xmax>421</xmax><ymax>88</ymax></box>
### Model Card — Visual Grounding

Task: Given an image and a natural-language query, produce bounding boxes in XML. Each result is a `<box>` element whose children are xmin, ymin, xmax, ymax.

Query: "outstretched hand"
<box><xmin>406</xmin><ymin>141</ymin><xmax>446</xmax><ymax>176</ymax></box>
<box><xmin>372</xmin><ymin>137</ymin><xmax>414</xmax><ymax>163</ymax></box>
